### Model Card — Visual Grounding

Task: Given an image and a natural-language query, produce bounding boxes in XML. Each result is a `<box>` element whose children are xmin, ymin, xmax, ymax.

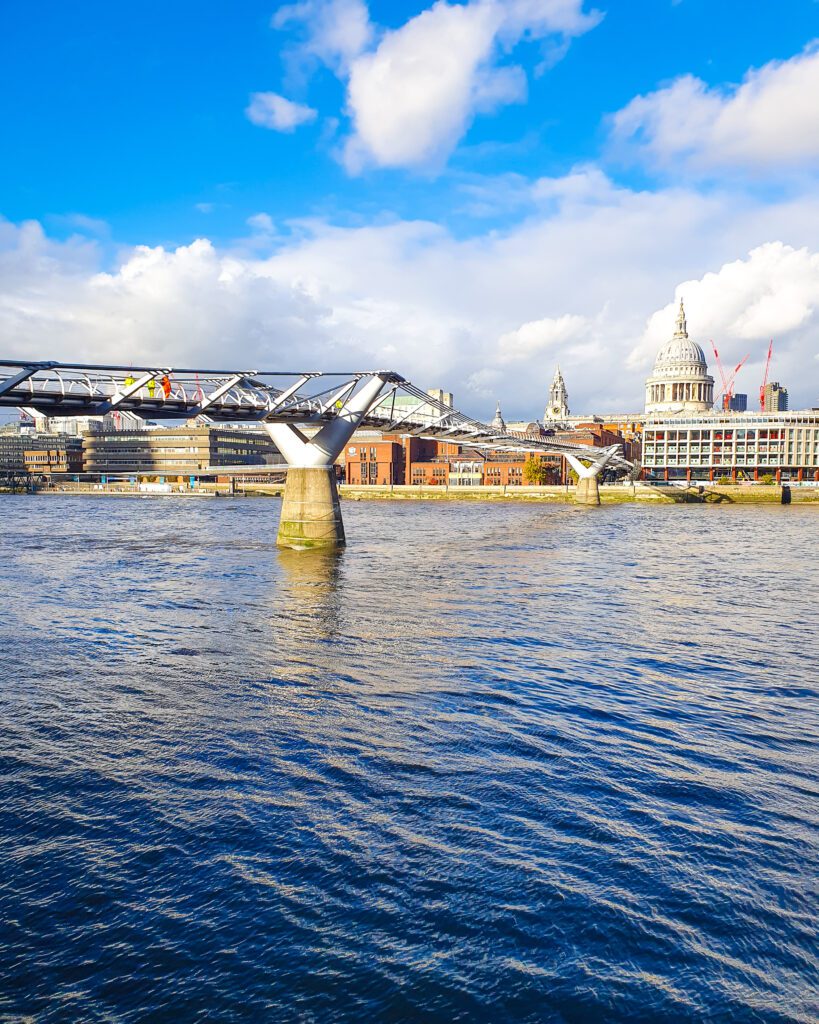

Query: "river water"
<box><xmin>0</xmin><ymin>494</ymin><xmax>817</xmax><ymax>1023</ymax></box>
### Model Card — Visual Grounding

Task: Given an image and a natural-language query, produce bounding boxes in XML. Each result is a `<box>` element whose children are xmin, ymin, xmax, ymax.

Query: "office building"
<box><xmin>0</xmin><ymin>425</ymin><xmax>83</xmax><ymax>476</ymax></box>
<box><xmin>83</xmin><ymin>426</ymin><xmax>281</xmax><ymax>479</ymax></box>
<box><xmin>641</xmin><ymin>411</ymin><xmax>819</xmax><ymax>481</ymax></box>
<box><xmin>763</xmin><ymin>383</ymin><xmax>788</xmax><ymax>412</ymax></box>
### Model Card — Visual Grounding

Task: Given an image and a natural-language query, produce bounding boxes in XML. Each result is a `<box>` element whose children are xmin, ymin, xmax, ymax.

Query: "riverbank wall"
<box><xmin>8</xmin><ymin>481</ymin><xmax>819</xmax><ymax>504</ymax></box>
<box><xmin>339</xmin><ymin>484</ymin><xmax>819</xmax><ymax>504</ymax></box>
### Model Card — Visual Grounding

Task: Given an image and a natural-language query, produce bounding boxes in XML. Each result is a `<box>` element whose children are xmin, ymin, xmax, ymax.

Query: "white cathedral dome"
<box><xmin>644</xmin><ymin>299</ymin><xmax>714</xmax><ymax>416</ymax></box>
<box><xmin>652</xmin><ymin>336</ymin><xmax>708</xmax><ymax>376</ymax></box>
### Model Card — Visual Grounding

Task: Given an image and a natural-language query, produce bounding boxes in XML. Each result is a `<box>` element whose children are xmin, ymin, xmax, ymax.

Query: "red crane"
<box><xmin>759</xmin><ymin>339</ymin><xmax>773</xmax><ymax>411</ymax></box>
<box><xmin>711</xmin><ymin>341</ymin><xmax>749</xmax><ymax>410</ymax></box>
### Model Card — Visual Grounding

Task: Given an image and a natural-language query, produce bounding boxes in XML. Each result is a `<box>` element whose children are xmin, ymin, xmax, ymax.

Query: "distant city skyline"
<box><xmin>2</xmin><ymin>0</ymin><xmax>819</xmax><ymax>418</ymax></box>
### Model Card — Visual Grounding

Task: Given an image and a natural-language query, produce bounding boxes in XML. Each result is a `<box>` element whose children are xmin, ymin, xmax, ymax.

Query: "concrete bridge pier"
<box><xmin>265</xmin><ymin>374</ymin><xmax>390</xmax><ymax>549</ymax></box>
<box><xmin>574</xmin><ymin>473</ymin><xmax>601</xmax><ymax>505</ymax></box>
<box><xmin>565</xmin><ymin>449</ymin><xmax>617</xmax><ymax>506</ymax></box>
<box><xmin>275</xmin><ymin>467</ymin><xmax>346</xmax><ymax>549</ymax></box>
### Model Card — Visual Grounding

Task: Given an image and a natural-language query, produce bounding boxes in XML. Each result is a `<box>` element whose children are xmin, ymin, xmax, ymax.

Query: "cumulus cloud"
<box><xmin>343</xmin><ymin>2</ymin><xmax>514</xmax><ymax>171</ymax></box>
<box><xmin>610</xmin><ymin>42</ymin><xmax>819</xmax><ymax>174</ymax></box>
<box><xmin>4</xmin><ymin>173</ymin><xmax>819</xmax><ymax>418</ymax></box>
<box><xmin>498</xmin><ymin>313</ymin><xmax>589</xmax><ymax>361</ymax></box>
<box><xmin>0</xmin><ymin>223</ymin><xmax>331</xmax><ymax>369</ymax></box>
<box><xmin>631</xmin><ymin>243</ymin><xmax>819</xmax><ymax>396</ymax></box>
<box><xmin>273</xmin><ymin>0</ymin><xmax>373</xmax><ymax>73</ymax></box>
<box><xmin>245</xmin><ymin>91</ymin><xmax>317</xmax><ymax>132</ymax></box>
<box><xmin>342</xmin><ymin>0</ymin><xmax>600</xmax><ymax>171</ymax></box>
<box><xmin>260</xmin><ymin>0</ymin><xmax>600</xmax><ymax>172</ymax></box>
<box><xmin>498</xmin><ymin>0</ymin><xmax>602</xmax><ymax>39</ymax></box>
<box><xmin>247</xmin><ymin>212</ymin><xmax>275</xmax><ymax>233</ymax></box>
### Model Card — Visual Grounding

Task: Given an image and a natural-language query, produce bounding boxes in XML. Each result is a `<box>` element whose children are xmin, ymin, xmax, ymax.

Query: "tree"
<box><xmin>523</xmin><ymin>456</ymin><xmax>550</xmax><ymax>485</ymax></box>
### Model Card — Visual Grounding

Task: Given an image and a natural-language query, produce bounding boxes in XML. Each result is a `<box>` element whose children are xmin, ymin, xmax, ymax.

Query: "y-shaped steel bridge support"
<box><xmin>263</xmin><ymin>375</ymin><xmax>390</xmax><ymax>549</ymax></box>
<box><xmin>564</xmin><ymin>448</ymin><xmax>618</xmax><ymax>506</ymax></box>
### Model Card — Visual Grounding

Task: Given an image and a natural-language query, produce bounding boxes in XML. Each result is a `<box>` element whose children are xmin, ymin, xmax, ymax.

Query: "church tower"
<box><xmin>491</xmin><ymin>401</ymin><xmax>506</xmax><ymax>432</ymax></box>
<box><xmin>543</xmin><ymin>366</ymin><xmax>570</xmax><ymax>422</ymax></box>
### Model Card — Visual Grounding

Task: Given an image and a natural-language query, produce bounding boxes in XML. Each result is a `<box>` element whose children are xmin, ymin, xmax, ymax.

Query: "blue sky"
<box><xmin>2</xmin><ymin>0</ymin><xmax>819</xmax><ymax>416</ymax></box>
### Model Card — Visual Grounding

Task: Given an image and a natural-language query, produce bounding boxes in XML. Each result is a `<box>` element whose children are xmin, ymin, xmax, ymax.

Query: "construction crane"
<box><xmin>759</xmin><ymin>339</ymin><xmax>773</xmax><ymax>411</ymax></box>
<box><xmin>711</xmin><ymin>341</ymin><xmax>749</xmax><ymax>411</ymax></box>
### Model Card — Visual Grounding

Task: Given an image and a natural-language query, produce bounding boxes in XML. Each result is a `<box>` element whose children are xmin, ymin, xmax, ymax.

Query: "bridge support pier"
<box><xmin>574</xmin><ymin>473</ymin><xmax>600</xmax><ymax>506</ymax></box>
<box><xmin>277</xmin><ymin>467</ymin><xmax>345</xmax><ymax>549</ymax></box>
<box><xmin>264</xmin><ymin>373</ymin><xmax>391</xmax><ymax>551</ymax></box>
<box><xmin>565</xmin><ymin>450</ymin><xmax>617</xmax><ymax>507</ymax></box>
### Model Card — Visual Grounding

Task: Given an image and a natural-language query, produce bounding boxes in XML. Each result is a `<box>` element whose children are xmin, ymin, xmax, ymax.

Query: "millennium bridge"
<box><xmin>0</xmin><ymin>359</ymin><xmax>633</xmax><ymax>549</ymax></box>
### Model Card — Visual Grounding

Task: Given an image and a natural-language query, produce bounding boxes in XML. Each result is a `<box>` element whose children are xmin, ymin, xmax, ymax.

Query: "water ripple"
<box><xmin>0</xmin><ymin>494</ymin><xmax>817</xmax><ymax>1023</ymax></box>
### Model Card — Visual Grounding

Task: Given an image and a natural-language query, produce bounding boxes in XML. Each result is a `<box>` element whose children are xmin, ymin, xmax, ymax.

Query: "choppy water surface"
<box><xmin>1</xmin><ymin>494</ymin><xmax>817</xmax><ymax>1023</ymax></box>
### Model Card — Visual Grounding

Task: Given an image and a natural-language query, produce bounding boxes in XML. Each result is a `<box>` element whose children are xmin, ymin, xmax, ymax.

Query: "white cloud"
<box><xmin>343</xmin><ymin>2</ymin><xmax>510</xmax><ymax>171</ymax></box>
<box><xmin>465</xmin><ymin>366</ymin><xmax>502</xmax><ymax>398</ymax></box>
<box><xmin>341</xmin><ymin>0</ymin><xmax>600</xmax><ymax>171</ymax></box>
<box><xmin>631</xmin><ymin>243</ymin><xmax>819</xmax><ymax>397</ymax></box>
<box><xmin>247</xmin><ymin>212</ymin><xmax>275</xmax><ymax>233</ymax></box>
<box><xmin>532</xmin><ymin>163</ymin><xmax>626</xmax><ymax>206</ymax></box>
<box><xmin>245</xmin><ymin>92</ymin><xmax>317</xmax><ymax>132</ymax></box>
<box><xmin>49</xmin><ymin>213</ymin><xmax>110</xmax><ymax>237</ymax></box>
<box><xmin>610</xmin><ymin>42</ymin><xmax>819</xmax><ymax>174</ymax></box>
<box><xmin>258</xmin><ymin>0</ymin><xmax>600</xmax><ymax>172</ymax></box>
<box><xmin>273</xmin><ymin>0</ymin><xmax>373</xmax><ymax>73</ymax></box>
<box><xmin>0</xmin><ymin>226</ymin><xmax>333</xmax><ymax>370</ymax></box>
<box><xmin>497</xmin><ymin>0</ymin><xmax>602</xmax><ymax>39</ymax></box>
<box><xmin>498</xmin><ymin>313</ymin><xmax>589</xmax><ymax>361</ymax></box>
<box><xmin>3</xmin><ymin>173</ymin><xmax>819</xmax><ymax>418</ymax></box>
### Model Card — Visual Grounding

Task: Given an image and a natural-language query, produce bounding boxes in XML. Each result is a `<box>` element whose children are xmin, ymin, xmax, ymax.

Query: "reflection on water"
<box><xmin>273</xmin><ymin>547</ymin><xmax>346</xmax><ymax>645</ymax></box>
<box><xmin>0</xmin><ymin>494</ymin><xmax>817</xmax><ymax>1023</ymax></box>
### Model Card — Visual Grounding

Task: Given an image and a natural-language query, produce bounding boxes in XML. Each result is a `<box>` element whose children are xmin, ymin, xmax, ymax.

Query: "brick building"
<box><xmin>342</xmin><ymin>412</ymin><xmax>636</xmax><ymax>487</ymax></box>
<box><xmin>345</xmin><ymin>436</ymin><xmax>566</xmax><ymax>486</ymax></box>
<box><xmin>345</xmin><ymin>435</ymin><xmax>462</xmax><ymax>485</ymax></box>
<box><xmin>345</xmin><ymin>439</ymin><xmax>405</xmax><ymax>485</ymax></box>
